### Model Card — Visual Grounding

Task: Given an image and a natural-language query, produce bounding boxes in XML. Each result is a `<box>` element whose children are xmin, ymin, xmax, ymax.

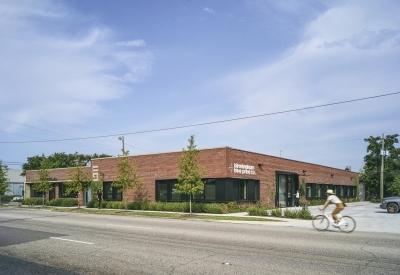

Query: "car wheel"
<box><xmin>387</xmin><ymin>203</ymin><xmax>399</xmax><ymax>214</ymax></box>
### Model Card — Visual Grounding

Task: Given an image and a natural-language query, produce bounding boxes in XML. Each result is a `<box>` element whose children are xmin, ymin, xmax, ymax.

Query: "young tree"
<box><xmin>112</xmin><ymin>149</ymin><xmax>143</xmax><ymax>211</ymax></box>
<box><xmin>32</xmin><ymin>158</ymin><xmax>54</xmax><ymax>207</ymax></box>
<box><xmin>361</xmin><ymin>134</ymin><xmax>400</xmax><ymax>198</ymax></box>
<box><xmin>175</xmin><ymin>135</ymin><xmax>206</xmax><ymax>215</ymax></box>
<box><xmin>0</xmin><ymin>161</ymin><xmax>10</xmax><ymax>205</ymax></box>
<box><xmin>65</xmin><ymin>165</ymin><xmax>91</xmax><ymax>208</ymax></box>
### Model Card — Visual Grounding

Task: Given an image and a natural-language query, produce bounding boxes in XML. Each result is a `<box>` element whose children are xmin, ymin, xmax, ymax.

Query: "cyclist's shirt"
<box><xmin>327</xmin><ymin>195</ymin><xmax>342</xmax><ymax>204</ymax></box>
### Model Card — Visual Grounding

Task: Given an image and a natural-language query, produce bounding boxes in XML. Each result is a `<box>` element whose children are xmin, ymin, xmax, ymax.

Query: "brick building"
<box><xmin>25</xmin><ymin>147</ymin><xmax>359</xmax><ymax>206</ymax></box>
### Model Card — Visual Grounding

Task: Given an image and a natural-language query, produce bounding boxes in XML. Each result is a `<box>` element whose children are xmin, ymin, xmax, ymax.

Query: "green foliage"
<box><xmin>247</xmin><ymin>207</ymin><xmax>269</xmax><ymax>216</ymax></box>
<box><xmin>0</xmin><ymin>161</ymin><xmax>10</xmax><ymax>204</ymax></box>
<box><xmin>175</xmin><ymin>135</ymin><xmax>206</xmax><ymax>215</ymax></box>
<box><xmin>112</xmin><ymin>149</ymin><xmax>143</xmax><ymax>210</ymax></box>
<box><xmin>48</xmin><ymin>198</ymin><xmax>78</xmax><ymax>207</ymax></box>
<box><xmin>387</xmin><ymin>175</ymin><xmax>400</xmax><ymax>196</ymax></box>
<box><xmin>91</xmin><ymin>172</ymin><xmax>104</xmax><ymax>201</ymax></box>
<box><xmin>270</xmin><ymin>208</ymin><xmax>283</xmax><ymax>217</ymax></box>
<box><xmin>21</xmin><ymin>152</ymin><xmax>112</xmax><ymax>176</ymax></box>
<box><xmin>85</xmin><ymin>201</ymin><xmax>247</xmax><ymax>214</ymax></box>
<box><xmin>32</xmin><ymin>158</ymin><xmax>54</xmax><ymax>207</ymax></box>
<box><xmin>361</xmin><ymin>134</ymin><xmax>400</xmax><ymax>198</ymax></box>
<box><xmin>65</xmin><ymin>165</ymin><xmax>91</xmax><ymax>207</ymax></box>
<box><xmin>23</xmin><ymin>197</ymin><xmax>47</xmax><ymax>205</ymax></box>
<box><xmin>0</xmin><ymin>195</ymin><xmax>14</xmax><ymax>202</ymax></box>
<box><xmin>283</xmin><ymin>208</ymin><xmax>312</xmax><ymax>219</ymax></box>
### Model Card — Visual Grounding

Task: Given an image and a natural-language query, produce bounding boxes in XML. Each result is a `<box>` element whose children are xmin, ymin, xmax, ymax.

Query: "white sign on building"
<box><xmin>233</xmin><ymin>163</ymin><xmax>256</xmax><ymax>175</ymax></box>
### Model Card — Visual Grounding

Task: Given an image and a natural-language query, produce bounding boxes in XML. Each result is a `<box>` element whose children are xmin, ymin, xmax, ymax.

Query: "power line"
<box><xmin>0</xmin><ymin>91</ymin><xmax>399</xmax><ymax>144</ymax></box>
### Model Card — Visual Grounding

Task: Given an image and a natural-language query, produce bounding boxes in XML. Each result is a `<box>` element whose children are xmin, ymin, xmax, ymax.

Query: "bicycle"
<box><xmin>312</xmin><ymin>210</ymin><xmax>356</xmax><ymax>233</ymax></box>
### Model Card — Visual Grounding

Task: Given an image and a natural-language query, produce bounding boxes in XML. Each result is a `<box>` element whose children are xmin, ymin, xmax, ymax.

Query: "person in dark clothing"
<box><xmin>97</xmin><ymin>189</ymin><xmax>102</xmax><ymax>209</ymax></box>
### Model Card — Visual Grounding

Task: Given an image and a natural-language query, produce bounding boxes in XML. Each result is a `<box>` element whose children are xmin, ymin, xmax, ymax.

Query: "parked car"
<box><xmin>12</xmin><ymin>195</ymin><xmax>24</xmax><ymax>201</ymax></box>
<box><xmin>380</xmin><ymin>196</ymin><xmax>400</xmax><ymax>213</ymax></box>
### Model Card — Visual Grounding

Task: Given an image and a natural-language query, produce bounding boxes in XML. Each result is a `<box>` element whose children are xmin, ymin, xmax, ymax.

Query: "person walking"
<box><xmin>97</xmin><ymin>189</ymin><xmax>102</xmax><ymax>209</ymax></box>
<box><xmin>295</xmin><ymin>190</ymin><xmax>300</xmax><ymax>207</ymax></box>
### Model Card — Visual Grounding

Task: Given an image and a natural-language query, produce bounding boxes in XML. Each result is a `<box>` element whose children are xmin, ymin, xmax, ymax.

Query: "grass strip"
<box><xmin>50</xmin><ymin>208</ymin><xmax>283</xmax><ymax>222</ymax></box>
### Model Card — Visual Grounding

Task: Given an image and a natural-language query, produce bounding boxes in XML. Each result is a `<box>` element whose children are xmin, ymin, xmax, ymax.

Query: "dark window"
<box><xmin>306</xmin><ymin>183</ymin><xmax>312</xmax><ymax>199</ymax></box>
<box><xmin>205</xmin><ymin>179</ymin><xmax>216</xmax><ymax>200</ymax></box>
<box><xmin>58</xmin><ymin>183</ymin><xmax>78</xmax><ymax>198</ymax></box>
<box><xmin>155</xmin><ymin>178</ymin><xmax>259</xmax><ymax>203</ymax></box>
<box><xmin>103</xmin><ymin>182</ymin><xmax>122</xmax><ymax>201</ymax></box>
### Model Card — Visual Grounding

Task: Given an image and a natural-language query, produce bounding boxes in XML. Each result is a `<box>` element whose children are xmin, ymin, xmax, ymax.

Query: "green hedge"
<box><xmin>86</xmin><ymin>201</ymin><xmax>248</xmax><ymax>214</ymax></box>
<box><xmin>23</xmin><ymin>197</ymin><xmax>47</xmax><ymax>205</ymax></box>
<box><xmin>48</xmin><ymin>198</ymin><xmax>78</xmax><ymax>207</ymax></box>
<box><xmin>0</xmin><ymin>195</ymin><xmax>14</xmax><ymax>202</ymax></box>
<box><xmin>247</xmin><ymin>206</ymin><xmax>313</xmax><ymax>220</ymax></box>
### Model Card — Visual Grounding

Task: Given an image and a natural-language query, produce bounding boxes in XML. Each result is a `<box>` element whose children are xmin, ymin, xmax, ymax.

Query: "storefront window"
<box><xmin>205</xmin><ymin>179</ymin><xmax>216</xmax><ymax>200</ymax></box>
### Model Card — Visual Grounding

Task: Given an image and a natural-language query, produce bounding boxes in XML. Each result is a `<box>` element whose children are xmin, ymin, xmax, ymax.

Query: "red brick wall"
<box><xmin>25</xmin><ymin>147</ymin><xmax>359</xmax><ymax>205</ymax></box>
<box><xmin>225</xmin><ymin>148</ymin><xmax>358</xmax><ymax>203</ymax></box>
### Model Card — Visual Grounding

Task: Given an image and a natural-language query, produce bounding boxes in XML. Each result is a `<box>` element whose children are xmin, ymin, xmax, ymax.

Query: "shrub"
<box><xmin>1</xmin><ymin>195</ymin><xmax>14</xmax><ymax>202</ymax></box>
<box><xmin>48</xmin><ymin>198</ymin><xmax>78</xmax><ymax>207</ymax></box>
<box><xmin>247</xmin><ymin>207</ymin><xmax>268</xmax><ymax>216</ymax></box>
<box><xmin>87</xmin><ymin>200</ymin><xmax>98</xmax><ymax>208</ymax></box>
<box><xmin>270</xmin><ymin>208</ymin><xmax>283</xmax><ymax>217</ymax></box>
<box><xmin>23</xmin><ymin>198</ymin><xmax>46</xmax><ymax>205</ymax></box>
<box><xmin>203</xmin><ymin>203</ymin><xmax>223</xmax><ymax>214</ymax></box>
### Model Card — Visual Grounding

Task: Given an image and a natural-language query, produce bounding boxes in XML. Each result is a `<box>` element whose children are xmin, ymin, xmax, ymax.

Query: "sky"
<box><xmin>0</xmin><ymin>0</ymin><xmax>399</xmax><ymax>173</ymax></box>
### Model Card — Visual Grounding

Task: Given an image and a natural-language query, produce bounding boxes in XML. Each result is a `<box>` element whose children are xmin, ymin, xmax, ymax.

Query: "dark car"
<box><xmin>380</xmin><ymin>196</ymin><xmax>400</xmax><ymax>213</ymax></box>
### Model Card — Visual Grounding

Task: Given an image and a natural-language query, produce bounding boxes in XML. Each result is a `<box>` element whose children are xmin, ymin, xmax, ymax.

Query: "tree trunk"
<box><xmin>189</xmin><ymin>196</ymin><xmax>192</xmax><ymax>216</ymax></box>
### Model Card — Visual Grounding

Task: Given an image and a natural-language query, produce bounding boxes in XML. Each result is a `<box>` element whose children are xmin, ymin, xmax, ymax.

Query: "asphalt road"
<box><xmin>0</xmin><ymin>203</ymin><xmax>399</xmax><ymax>275</ymax></box>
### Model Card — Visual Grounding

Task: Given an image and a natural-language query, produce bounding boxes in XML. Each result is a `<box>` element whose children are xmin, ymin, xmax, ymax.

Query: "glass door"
<box><xmin>278</xmin><ymin>175</ymin><xmax>286</xmax><ymax>207</ymax></box>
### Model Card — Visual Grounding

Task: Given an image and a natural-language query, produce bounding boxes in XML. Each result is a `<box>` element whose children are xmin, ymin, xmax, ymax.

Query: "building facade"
<box><xmin>25</xmin><ymin>147</ymin><xmax>359</xmax><ymax>206</ymax></box>
<box><xmin>4</xmin><ymin>169</ymin><xmax>25</xmax><ymax>197</ymax></box>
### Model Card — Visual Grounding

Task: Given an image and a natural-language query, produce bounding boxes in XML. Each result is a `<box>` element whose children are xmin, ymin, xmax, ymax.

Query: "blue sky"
<box><xmin>0</xmin><ymin>0</ymin><xmax>399</xmax><ymax>172</ymax></box>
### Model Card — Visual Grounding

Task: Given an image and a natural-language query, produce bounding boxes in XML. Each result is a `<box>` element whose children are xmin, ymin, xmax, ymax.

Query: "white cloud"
<box><xmin>203</xmin><ymin>7</ymin><xmax>215</xmax><ymax>14</ymax></box>
<box><xmin>0</xmin><ymin>0</ymin><xmax>153</xmax><ymax>129</ymax></box>
<box><xmin>116</xmin><ymin>39</ymin><xmax>146</xmax><ymax>47</ymax></box>
<box><xmin>209</xmin><ymin>1</ymin><xmax>400</xmax><ymax>169</ymax></box>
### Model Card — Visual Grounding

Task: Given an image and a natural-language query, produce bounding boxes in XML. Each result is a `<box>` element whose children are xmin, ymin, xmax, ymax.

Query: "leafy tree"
<box><xmin>0</xmin><ymin>161</ymin><xmax>10</xmax><ymax>205</ymax></box>
<box><xmin>32</xmin><ymin>158</ymin><xmax>54</xmax><ymax>207</ymax></box>
<box><xmin>65</xmin><ymin>165</ymin><xmax>92</xmax><ymax>208</ymax></box>
<box><xmin>361</xmin><ymin>134</ymin><xmax>400</xmax><ymax>199</ymax></box>
<box><xmin>175</xmin><ymin>135</ymin><xmax>206</xmax><ymax>215</ymax></box>
<box><xmin>21</xmin><ymin>152</ymin><xmax>111</xmax><ymax>176</ymax></box>
<box><xmin>91</xmin><ymin>172</ymin><xmax>105</xmax><ymax>201</ymax></box>
<box><xmin>387</xmin><ymin>175</ymin><xmax>400</xmax><ymax>196</ymax></box>
<box><xmin>112</xmin><ymin>149</ymin><xmax>143</xmax><ymax>211</ymax></box>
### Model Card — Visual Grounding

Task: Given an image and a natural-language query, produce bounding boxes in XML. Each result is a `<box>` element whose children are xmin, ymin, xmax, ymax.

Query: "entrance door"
<box><xmin>278</xmin><ymin>175</ymin><xmax>287</xmax><ymax>207</ymax></box>
<box><xmin>277</xmin><ymin>173</ymin><xmax>298</xmax><ymax>207</ymax></box>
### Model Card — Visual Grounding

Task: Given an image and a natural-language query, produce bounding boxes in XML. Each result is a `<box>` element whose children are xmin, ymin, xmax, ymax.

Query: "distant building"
<box><xmin>25</xmin><ymin>147</ymin><xmax>359</xmax><ymax>206</ymax></box>
<box><xmin>4</xmin><ymin>169</ymin><xmax>25</xmax><ymax>196</ymax></box>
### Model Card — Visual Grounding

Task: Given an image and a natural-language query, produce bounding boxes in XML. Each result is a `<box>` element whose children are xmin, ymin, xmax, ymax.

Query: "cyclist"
<box><xmin>319</xmin><ymin>189</ymin><xmax>345</xmax><ymax>226</ymax></box>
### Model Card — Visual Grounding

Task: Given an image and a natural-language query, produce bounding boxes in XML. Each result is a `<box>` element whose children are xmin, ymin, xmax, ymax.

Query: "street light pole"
<box><xmin>118</xmin><ymin>136</ymin><xmax>125</xmax><ymax>154</ymax></box>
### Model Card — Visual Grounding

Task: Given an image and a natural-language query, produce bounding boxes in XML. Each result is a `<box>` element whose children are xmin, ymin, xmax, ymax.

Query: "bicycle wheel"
<box><xmin>312</xmin><ymin>215</ymin><xmax>329</xmax><ymax>231</ymax></box>
<box><xmin>339</xmin><ymin>216</ymin><xmax>356</xmax><ymax>233</ymax></box>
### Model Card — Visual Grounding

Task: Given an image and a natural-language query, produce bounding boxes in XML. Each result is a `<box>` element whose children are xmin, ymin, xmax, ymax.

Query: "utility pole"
<box><xmin>380</xmin><ymin>133</ymin><xmax>384</xmax><ymax>200</ymax></box>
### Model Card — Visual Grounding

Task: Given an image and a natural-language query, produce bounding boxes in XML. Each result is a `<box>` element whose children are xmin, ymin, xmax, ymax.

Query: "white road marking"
<box><xmin>106</xmin><ymin>224</ymin><xmax>153</xmax><ymax>230</ymax></box>
<box><xmin>50</xmin><ymin>237</ymin><xmax>94</xmax><ymax>245</ymax></box>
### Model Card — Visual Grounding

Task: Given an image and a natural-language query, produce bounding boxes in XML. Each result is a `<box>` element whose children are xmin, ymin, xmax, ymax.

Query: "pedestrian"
<box><xmin>97</xmin><ymin>189</ymin><xmax>102</xmax><ymax>209</ymax></box>
<box><xmin>295</xmin><ymin>190</ymin><xmax>300</xmax><ymax>207</ymax></box>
